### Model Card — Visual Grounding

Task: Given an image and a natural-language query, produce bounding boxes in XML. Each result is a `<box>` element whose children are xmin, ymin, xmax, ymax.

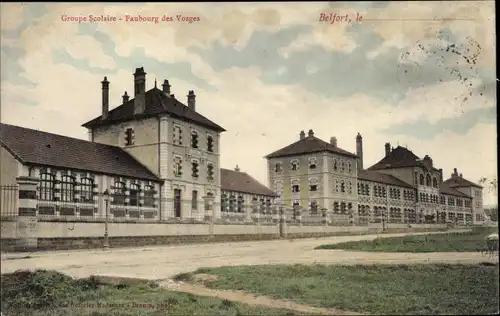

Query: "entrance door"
<box><xmin>174</xmin><ymin>189</ymin><xmax>181</xmax><ymax>218</ymax></box>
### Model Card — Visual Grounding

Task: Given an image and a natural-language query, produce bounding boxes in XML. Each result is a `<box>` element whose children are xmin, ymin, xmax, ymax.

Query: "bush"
<box><xmin>1</xmin><ymin>270</ymin><xmax>103</xmax><ymax>311</ymax></box>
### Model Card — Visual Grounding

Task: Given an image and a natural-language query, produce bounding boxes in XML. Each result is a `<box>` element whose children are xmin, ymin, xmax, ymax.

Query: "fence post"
<box><xmin>16</xmin><ymin>176</ymin><xmax>38</xmax><ymax>251</ymax></box>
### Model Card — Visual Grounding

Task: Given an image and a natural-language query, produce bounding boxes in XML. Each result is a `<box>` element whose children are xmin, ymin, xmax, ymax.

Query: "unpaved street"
<box><xmin>1</xmin><ymin>230</ymin><xmax>495</xmax><ymax>281</ymax></box>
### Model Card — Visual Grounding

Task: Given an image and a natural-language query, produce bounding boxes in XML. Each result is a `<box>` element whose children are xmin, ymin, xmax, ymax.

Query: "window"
<box><xmin>476</xmin><ymin>214</ymin><xmax>484</xmax><ymax>222</ymax></box>
<box><xmin>191</xmin><ymin>130</ymin><xmax>199</xmax><ymax>148</ymax></box>
<box><xmin>448</xmin><ymin>197</ymin><xmax>455</xmax><ymax>206</ymax></box>
<box><xmin>129</xmin><ymin>183</ymin><xmax>139</xmax><ymax>206</ymax></box>
<box><xmin>229</xmin><ymin>194</ymin><xmax>236</xmax><ymax>212</ymax></box>
<box><xmin>310</xmin><ymin>201</ymin><xmax>318</xmax><ymax>214</ymax></box>
<box><xmin>419</xmin><ymin>174</ymin><xmax>424</xmax><ymax>185</ymax></box>
<box><xmin>266</xmin><ymin>199</ymin><xmax>272</xmax><ymax>213</ymax></box>
<box><xmin>237</xmin><ymin>196</ymin><xmax>244</xmax><ymax>213</ymax></box>
<box><xmin>339</xmin><ymin>160</ymin><xmax>344</xmax><ymax>172</ymax></box>
<box><xmin>333</xmin><ymin>159</ymin><xmax>338</xmax><ymax>171</ymax></box>
<box><xmin>414</xmin><ymin>171</ymin><xmax>418</xmax><ymax>185</ymax></box>
<box><xmin>309</xmin><ymin>178</ymin><xmax>318</xmax><ymax>191</ymax></box>
<box><xmin>39</xmin><ymin>173</ymin><xmax>55</xmax><ymax>201</ymax></box>
<box><xmin>61</xmin><ymin>175</ymin><xmax>75</xmax><ymax>202</ymax></box>
<box><xmin>347</xmin><ymin>161</ymin><xmax>352</xmax><ymax>173</ymax></box>
<box><xmin>192</xmin><ymin>190</ymin><xmax>198</xmax><ymax>210</ymax></box>
<box><xmin>112</xmin><ymin>182</ymin><xmax>126</xmax><ymax>205</ymax></box>
<box><xmin>173</xmin><ymin>126</ymin><xmax>183</xmax><ymax>145</ymax></box>
<box><xmin>260</xmin><ymin>198</ymin><xmax>266</xmax><ymax>213</ymax></box>
<box><xmin>275</xmin><ymin>162</ymin><xmax>282</xmax><ymax>173</ymax></box>
<box><xmin>173</xmin><ymin>156</ymin><xmax>183</xmax><ymax>176</ymax></box>
<box><xmin>125</xmin><ymin>128</ymin><xmax>134</xmax><ymax>146</ymax></box>
<box><xmin>205</xmin><ymin>192</ymin><xmax>214</xmax><ymax>210</ymax></box>
<box><xmin>440</xmin><ymin>196</ymin><xmax>446</xmax><ymax>205</ymax></box>
<box><xmin>207</xmin><ymin>163</ymin><xmax>214</xmax><ymax>181</ymax></box>
<box><xmin>221</xmin><ymin>193</ymin><xmax>228</xmax><ymax>212</ymax></box>
<box><xmin>333</xmin><ymin>202</ymin><xmax>339</xmax><ymax>213</ymax></box>
<box><xmin>334</xmin><ymin>179</ymin><xmax>339</xmax><ymax>193</ymax></box>
<box><xmin>457</xmin><ymin>199</ymin><xmax>463</xmax><ymax>207</ymax></box>
<box><xmin>143</xmin><ymin>185</ymin><xmax>154</xmax><ymax>207</ymax></box>
<box><xmin>309</xmin><ymin>157</ymin><xmax>317</xmax><ymax>169</ymax></box>
<box><xmin>340</xmin><ymin>202</ymin><xmax>347</xmax><ymax>214</ymax></box>
<box><xmin>465</xmin><ymin>199</ymin><xmax>471</xmax><ymax>207</ymax></box>
<box><xmin>192</xmin><ymin>161</ymin><xmax>199</xmax><ymax>178</ymax></box>
<box><xmin>340</xmin><ymin>180</ymin><xmax>345</xmax><ymax>193</ymax></box>
<box><xmin>80</xmin><ymin>178</ymin><xmax>93</xmax><ymax>202</ymax></box>
<box><xmin>291</xmin><ymin>160</ymin><xmax>299</xmax><ymax>171</ymax></box>
<box><xmin>432</xmin><ymin>177</ymin><xmax>438</xmax><ymax>188</ymax></box>
<box><xmin>347</xmin><ymin>181</ymin><xmax>352</xmax><ymax>194</ymax></box>
<box><xmin>426</xmin><ymin>174</ymin><xmax>431</xmax><ymax>186</ymax></box>
<box><xmin>292</xmin><ymin>184</ymin><xmax>300</xmax><ymax>193</ymax></box>
<box><xmin>207</xmin><ymin>135</ymin><xmax>214</xmax><ymax>152</ymax></box>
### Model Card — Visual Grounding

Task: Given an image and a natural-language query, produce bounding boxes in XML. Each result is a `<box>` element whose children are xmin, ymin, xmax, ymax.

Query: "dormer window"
<box><xmin>309</xmin><ymin>157</ymin><xmax>317</xmax><ymax>169</ymax></box>
<box><xmin>275</xmin><ymin>162</ymin><xmax>283</xmax><ymax>173</ymax></box>
<box><xmin>207</xmin><ymin>135</ymin><xmax>214</xmax><ymax>152</ymax></box>
<box><xmin>291</xmin><ymin>159</ymin><xmax>299</xmax><ymax>171</ymax></box>
<box><xmin>191</xmin><ymin>130</ymin><xmax>199</xmax><ymax>149</ymax></box>
<box><xmin>125</xmin><ymin>128</ymin><xmax>134</xmax><ymax>146</ymax></box>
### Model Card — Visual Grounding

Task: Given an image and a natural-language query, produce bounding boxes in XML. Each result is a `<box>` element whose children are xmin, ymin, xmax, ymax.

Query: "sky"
<box><xmin>1</xmin><ymin>2</ymin><xmax>497</xmax><ymax>205</ymax></box>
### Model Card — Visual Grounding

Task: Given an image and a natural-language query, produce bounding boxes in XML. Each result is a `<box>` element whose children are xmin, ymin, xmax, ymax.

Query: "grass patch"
<box><xmin>315</xmin><ymin>228</ymin><xmax>499</xmax><ymax>252</ymax></box>
<box><xmin>0</xmin><ymin>270</ymin><xmax>306</xmax><ymax>316</ymax></box>
<box><xmin>192</xmin><ymin>263</ymin><xmax>500</xmax><ymax>315</ymax></box>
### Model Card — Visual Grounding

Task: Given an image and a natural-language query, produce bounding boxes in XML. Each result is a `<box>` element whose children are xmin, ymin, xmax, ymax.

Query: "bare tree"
<box><xmin>479</xmin><ymin>176</ymin><xmax>498</xmax><ymax>195</ymax></box>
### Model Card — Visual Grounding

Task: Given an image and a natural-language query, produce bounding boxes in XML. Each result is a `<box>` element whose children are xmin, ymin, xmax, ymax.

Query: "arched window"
<box><xmin>426</xmin><ymin>174</ymin><xmax>431</xmax><ymax>186</ymax></box>
<box><xmin>129</xmin><ymin>183</ymin><xmax>140</xmax><ymax>206</ymax></box>
<box><xmin>432</xmin><ymin>177</ymin><xmax>438</xmax><ymax>188</ymax></box>
<box><xmin>61</xmin><ymin>175</ymin><xmax>75</xmax><ymax>202</ymax></box>
<box><xmin>112</xmin><ymin>182</ymin><xmax>126</xmax><ymax>205</ymax></box>
<box><xmin>419</xmin><ymin>174</ymin><xmax>424</xmax><ymax>185</ymax></box>
<box><xmin>39</xmin><ymin>173</ymin><xmax>55</xmax><ymax>201</ymax></box>
<box><xmin>143</xmin><ymin>185</ymin><xmax>154</xmax><ymax>207</ymax></box>
<box><xmin>80</xmin><ymin>178</ymin><xmax>94</xmax><ymax>203</ymax></box>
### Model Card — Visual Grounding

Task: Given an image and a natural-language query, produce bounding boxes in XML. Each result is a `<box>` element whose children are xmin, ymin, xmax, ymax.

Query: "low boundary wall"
<box><xmin>0</xmin><ymin>217</ymin><xmax>450</xmax><ymax>252</ymax></box>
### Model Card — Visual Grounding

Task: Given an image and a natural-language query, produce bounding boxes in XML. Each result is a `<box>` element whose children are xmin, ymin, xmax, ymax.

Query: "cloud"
<box><xmin>64</xmin><ymin>35</ymin><xmax>116</xmax><ymax>69</ymax></box>
<box><xmin>0</xmin><ymin>3</ymin><xmax>26</xmax><ymax>31</ymax></box>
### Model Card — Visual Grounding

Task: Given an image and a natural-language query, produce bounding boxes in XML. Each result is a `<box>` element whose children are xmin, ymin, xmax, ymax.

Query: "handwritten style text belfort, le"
<box><xmin>60</xmin><ymin>14</ymin><xmax>200</xmax><ymax>24</ymax></box>
<box><xmin>319</xmin><ymin>12</ymin><xmax>363</xmax><ymax>24</ymax></box>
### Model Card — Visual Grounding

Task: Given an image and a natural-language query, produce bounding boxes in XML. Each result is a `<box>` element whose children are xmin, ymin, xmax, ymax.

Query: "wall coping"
<box><xmin>16</xmin><ymin>176</ymin><xmax>39</xmax><ymax>184</ymax></box>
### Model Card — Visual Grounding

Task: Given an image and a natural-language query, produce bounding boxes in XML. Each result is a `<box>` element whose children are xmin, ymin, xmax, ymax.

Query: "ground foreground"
<box><xmin>0</xmin><ymin>270</ymin><xmax>306</xmax><ymax>316</ymax></box>
<box><xmin>316</xmin><ymin>227</ymin><xmax>498</xmax><ymax>252</ymax></box>
<box><xmin>3</xmin><ymin>230</ymin><xmax>493</xmax><ymax>280</ymax></box>
<box><xmin>176</xmin><ymin>263</ymin><xmax>500</xmax><ymax>315</ymax></box>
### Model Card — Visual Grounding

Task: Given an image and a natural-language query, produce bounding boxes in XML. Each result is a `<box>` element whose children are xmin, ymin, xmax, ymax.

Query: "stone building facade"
<box><xmin>266</xmin><ymin>130</ymin><xmax>488</xmax><ymax>225</ymax></box>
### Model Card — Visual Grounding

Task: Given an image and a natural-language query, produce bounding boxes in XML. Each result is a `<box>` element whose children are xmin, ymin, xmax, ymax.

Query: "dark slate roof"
<box><xmin>439</xmin><ymin>183</ymin><xmax>471</xmax><ymax>198</ymax></box>
<box><xmin>221</xmin><ymin>168</ymin><xmax>277</xmax><ymax>197</ymax></box>
<box><xmin>358</xmin><ymin>170</ymin><xmax>413</xmax><ymax>188</ymax></box>
<box><xmin>82</xmin><ymin>87</ymin><xmax>225</xmax><ymax>132</ymax></box>
<box><xmin>442</xmin><ymin>175</ymin><xmax>482</xmax><ymax>188</ymax></box>
<box><xmin>368</xmin><ymin>146</ymin><xmax>439</xmax><ymax>171</ymax></box>
<box><xmin>265</xmin><ymin>134</ymin><xmax>357</xmax><ymax>159</ymax></box>
<box><xmin>0</xmin><ymin>123</ymin><xmax>160</xmax><ymax>181</ymax></box>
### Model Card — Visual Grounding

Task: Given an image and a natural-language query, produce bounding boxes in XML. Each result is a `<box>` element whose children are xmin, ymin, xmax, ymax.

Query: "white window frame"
<box><xmin>308</xmin><ymin>157</ymin><xmax>317</xmax><ymax>169</ymax></box>
<box><xmin>173</xmin><ymin>156</ymin><xmax>183</xmax><ymax>177</ymax></box>
<box><xmin>173</xmin><ymin>125</ymin><xmax>183</xmax><ymax>146</ymax></box>
<box><xmin>290</xmin><ymin>159</ymin><xmax>300</xmax><ymax>171</ymax></box>
<box><xmin>309</xmin><ymin>177</ymin><xmax>319</xmax><ymax>191</ymax></box>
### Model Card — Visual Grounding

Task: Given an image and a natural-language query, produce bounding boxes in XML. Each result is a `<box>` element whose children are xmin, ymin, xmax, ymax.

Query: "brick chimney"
<box><xmin>356</xmin><ymin>133</ymin><xmax>363</xmax><ymax>171</ymax></box>
<box><xmin>162</xmin><ymin>79</ymin><xmax>171</xmax><ymax>95</ymax></box>
<box><xmin>308</xmin><ymin>129</ymin><xmax>314</xmax><ymax>137</ymax></box>
<box><xmin>187</xmin><ymin>90</ymin><xmax>196</xmax><ymax>111</ymax></box>
<box><xmin>133</xmin><ymin>67</ymin><xmax>146</xmax><ymax>115</ymax></box>
<box><xmin>122</xmin><ymin>91</ymin><xmax>129</xmax><ymax>103</ymax></box>
<box><xmin>101</xmin><ymin>76</ymin><xmax>109</xmax><ymax>120</ymax></box>
<box><xmin>330</xmin><ymin>137</ymin><xmax>337</xmax><ymax>147</ymax></box>
<box><xmin>299</xmin><ymin>130</ymin><xmax>305</xmax><ymax>140</ymax></box>
<box><xmin>385</xmin><ymin>142</ymin><xmax>391</xmax><ymax>157</ymax></box>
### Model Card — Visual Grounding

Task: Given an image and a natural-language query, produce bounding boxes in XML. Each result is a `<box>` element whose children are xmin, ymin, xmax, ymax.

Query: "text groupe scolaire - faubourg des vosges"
<box><xmin>60</xmin><ymin>14</ymin><xmax>200</xmax><ymax>24</ymax></box>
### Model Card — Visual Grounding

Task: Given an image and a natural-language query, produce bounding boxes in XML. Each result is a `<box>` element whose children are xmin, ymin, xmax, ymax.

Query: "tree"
<box><xmin>478</xmin><ymin>176</ymin><xmax>498</xmax><ymax>195</ymax></box>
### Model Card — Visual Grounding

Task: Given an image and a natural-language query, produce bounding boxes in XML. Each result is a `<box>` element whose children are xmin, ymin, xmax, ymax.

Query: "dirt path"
<box><xmin>158</xmin><ymin>275</ymin><xmax>366</xmax><ymax>315</ymax></box>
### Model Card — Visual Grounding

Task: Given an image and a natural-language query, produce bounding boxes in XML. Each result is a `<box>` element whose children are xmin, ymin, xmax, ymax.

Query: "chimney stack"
<box><xmin>122</xmin><ymin>91</ymin><xmax>129</xmax><ymax>103</ymax></box>
<box><xmin>384</xmin><ymin>142</ymin><xmax>391</xmax><ymax>157</ymax></box>
<box><xmin>299</xmin><ymin>130</ymin><xmax>305</xmax><ymax>140</ymax></box>
<box><xmin>308</xmin><ymin>129</ymin><xmax>314</xmax><ymax>137</ymax></box>
<box><xmin>235</xmin><ymin>165</ymin><xmax>240</xmax><ymax>172</ymax></box>
<box><xmin>101</xmin><ymin>76</ymin><xmax>109</xmax><ymax>120</ymax></box>
<box><xmin>452</xmin><ymin>168</ymin><xmax>458</xmax><ymax>177</ymax></box>
<box><xmin>162</xmin><ymin>79</ymin><xmax>171</xmax><ymax>95</ymax></box>
<box><xmin>330</xmin><ymin>137</ymin><xmax>337</xmax><ymax>147</ymax></box>
<box><xmin>133</xmin><ymin>67</ymin><xmax>147</xmax><ymax>115</ymax></box>
<box><xmin>459</xmin><ymin>173</ymin><xmax>463</xmax><ymax>178</ymax></box>
<box><xmin>187</xmin><ymin>90</ymin><xmax>196</xmax><ymax>111</ymax></box>
<box><xmin>439</xmin><ymin>168</ymin><xmax>443</xmax><ymax>182</ymax></box>
<box><xmin>356</xmin><ymin>133</ymin><xmax>363</xmax><ymax>171</ymax></box>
